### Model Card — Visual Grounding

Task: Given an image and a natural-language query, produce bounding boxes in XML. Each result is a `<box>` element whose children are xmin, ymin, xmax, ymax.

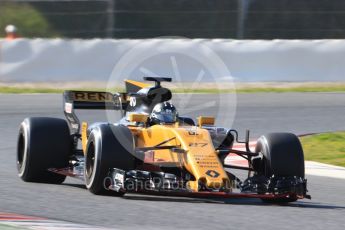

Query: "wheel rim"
<box><xmin>17</xmin><ymin>131</ymin><xmax>25</xmax><ymax>173</ymax></box>
<box><xmin>85</xmin><ymin>142</ymin><xmax>95</xmax><ymax>179</ymax></box>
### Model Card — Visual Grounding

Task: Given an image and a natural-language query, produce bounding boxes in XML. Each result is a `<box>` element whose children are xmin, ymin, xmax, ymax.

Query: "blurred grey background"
<box><xmin>1</xmin><ymin>0</ymin><xmax>345</xmax><ymax>39</ymax></box>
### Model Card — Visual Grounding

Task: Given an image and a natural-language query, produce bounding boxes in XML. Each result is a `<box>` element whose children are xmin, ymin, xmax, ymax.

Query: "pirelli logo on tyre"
<box><xmin>71</xmin><ymin>91</ymin><xmax>114</xmax><ymax>102</ymax></box>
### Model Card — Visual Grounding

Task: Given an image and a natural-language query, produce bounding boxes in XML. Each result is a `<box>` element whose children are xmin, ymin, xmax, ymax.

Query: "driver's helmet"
<box><xmin>150</xmin><ymin>102</ymin><xmax>178</xmax><ymax>125</ymax></box>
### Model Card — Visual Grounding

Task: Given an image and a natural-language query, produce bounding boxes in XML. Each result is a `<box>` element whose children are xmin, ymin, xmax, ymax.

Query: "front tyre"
<box><xmin>17</xmin><ymin>117</ymin><xmax>71</xmax><ymax>183</ymax></box>
<box><xmin>255</xmin><ymin>133</ymin><xmax>305</xmax><ymax>203</ymax></box>
<box><xmin>84</xmin><ymin>124</ymin><xmax>136</xmax><ymax>195</ymax></box>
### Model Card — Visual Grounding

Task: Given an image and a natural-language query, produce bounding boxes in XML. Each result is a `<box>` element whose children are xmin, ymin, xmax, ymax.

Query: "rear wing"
<box><xmin>63</xmin><ymin>90</ymin><xmax>126</xmax><ymax>134</ymax></box>
<box><xmin>64</xmin><ymin>91</ymin><xmax>122</xmax><ymax>110</ymax></box>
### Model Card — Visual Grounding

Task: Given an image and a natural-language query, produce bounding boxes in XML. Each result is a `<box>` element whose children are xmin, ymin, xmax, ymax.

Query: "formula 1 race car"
<box><xmin>17</xmin><ymin>77</ymin><xmax>310</xmax><ymax>202</ymax></box>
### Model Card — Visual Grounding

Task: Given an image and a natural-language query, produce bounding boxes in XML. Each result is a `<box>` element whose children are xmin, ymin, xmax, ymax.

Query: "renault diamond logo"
<box><xmin>206</xmin><ymin>170</ymin><xmax>220</xmax><ymax>178</ymax></box>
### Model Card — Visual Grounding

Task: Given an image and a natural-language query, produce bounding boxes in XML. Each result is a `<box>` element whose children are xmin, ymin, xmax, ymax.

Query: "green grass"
<box><xmin>0</xmin><ymin>2</ymin><xmax>59</xmax><ymax>38</ymax></box>
<box><xmin>300</xmin><ymin>132</ymin><xmax>345</xmax><ymax>167</ymax></box>
<box><xmin>0</xmin><ymin>87</ymin><xmax>121</xmax><ymax>94</ymax></box>
<box><xmin>3</xmin><ymin>86</ymin><xmax>345</xmax><ymax>94</ymax></box>
<box><xmin>236</xmin><ymin>86</ymin><xmax>345</xmax><ymax>93</ymax></box>
<box><xmin>0</xmin><ymin>223</ymin><xmax>29</xmax><ymax>230</ymax></box>
<box><xmin>0</xmin><ymin>87</ymin><xmax>63</xmax><ymax>94</ymax></box>
<box><xmin>172</xmin><ymin>87</ymin><xmax>344</xmax><ymax>94</ymax></box>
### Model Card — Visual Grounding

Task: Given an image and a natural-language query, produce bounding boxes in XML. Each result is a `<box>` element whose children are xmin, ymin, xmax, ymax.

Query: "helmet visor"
<box><xmin>155</xmin><ymin>111</ymin><xmax>177</xmax><ymax>123</ymax></box>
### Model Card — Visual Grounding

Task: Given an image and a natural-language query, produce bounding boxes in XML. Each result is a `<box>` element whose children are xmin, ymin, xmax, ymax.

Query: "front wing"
<box><xmin>48</xmin><ymin>166</ymin><xmax>310</xmax><ymax>200</ymax></box>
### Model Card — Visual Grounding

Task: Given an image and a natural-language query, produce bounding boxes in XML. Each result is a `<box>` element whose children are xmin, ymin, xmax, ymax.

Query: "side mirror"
<box><xmin>197</xmin><ymin>116</ymin><xmax>215</xmax><ymax>127</ymax></box>
<box><xmin>128</xmin><ymin>113</ymin><xmax>148</xmax><ymax>123</ymax></box>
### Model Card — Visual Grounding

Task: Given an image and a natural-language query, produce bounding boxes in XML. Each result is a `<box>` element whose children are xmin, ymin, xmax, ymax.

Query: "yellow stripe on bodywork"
<box><xmin>128</xmin><ymin>113</ymin><xmax>149</xmax><ymax>123</ymax></box>
<box><xmin>197</xmin><ymin>116</ymin><xmax>215</xmax><ymax>127</ymax></box>
<box><xmin>125</xmin><ymin>80</ymin><xmax>150</xmax><ymax>89</ymax></box>
<box><xmin>81</xmin><ymin>122</ymin><xmax>88</xmax><ymax>154</ymax></box>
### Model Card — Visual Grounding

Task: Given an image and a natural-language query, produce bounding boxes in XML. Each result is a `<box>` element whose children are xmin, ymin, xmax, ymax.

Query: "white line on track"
<box><xmin>1</xmin><ymin>220</ymin><xmax>113</xmax><ymax>230</ymax></box>
<box><xmin>229</xmin><ymin>141</ymin><xmax>345</xmax><ymax>180</ymax></box>
<box><xmin>305</xmin><ymin>161</ymin><xmax>345</xmax><ymax>179</ymax></box>
<box><xmin>0</xmin><ymin>213</ymin><xmax>113</xmax><ymax>230</ymax></box>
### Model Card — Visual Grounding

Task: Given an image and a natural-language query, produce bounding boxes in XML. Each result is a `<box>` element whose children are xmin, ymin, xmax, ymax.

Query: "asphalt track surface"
<box><xmin>1</xmin><ymin>93</ymin><xmax>345</xmax><ymax>230</ymax></box>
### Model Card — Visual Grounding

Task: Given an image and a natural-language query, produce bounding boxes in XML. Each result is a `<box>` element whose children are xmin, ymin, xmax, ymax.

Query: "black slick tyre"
<box><xmin>255</xmin><ymin>133</ymin><xmax>305</xmax><ymax>203</ymax></box>
<box><xmin>84</xmin><ymin>124</ymin><xmax>136</xmax><ymax>195</ymax></box>
<box><xmin>17</xmin><ymin>117</ymin><xmax>71</xmax><ymax>183</ymax></box>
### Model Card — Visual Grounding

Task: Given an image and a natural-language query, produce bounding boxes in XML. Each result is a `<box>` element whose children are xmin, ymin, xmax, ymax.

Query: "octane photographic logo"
<box><xmin>106</xmin><ymin>37</ymin><xmax>237</xmax><ymax>161</ymax></box>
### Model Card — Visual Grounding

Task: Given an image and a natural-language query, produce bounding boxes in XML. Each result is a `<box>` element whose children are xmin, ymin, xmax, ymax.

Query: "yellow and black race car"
<box><xmin>17</xmin><ymin>77</ymin><xmax>310</xmax><ymax>202</ymax></box>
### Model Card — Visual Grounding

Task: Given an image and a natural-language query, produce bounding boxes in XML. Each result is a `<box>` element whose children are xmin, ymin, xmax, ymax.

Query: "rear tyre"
<box><xmin>17</xmin><ymin>117</ymin><xmax>71</xmax><ymax>183</ymax></box>
<box><xmin>255</xmin><ymin>133</ymin><xmax>305</xmax><ymax>203</ymax></box>
<box><xmin>85</xmin><ymin>124</ymin><xmax>136</xmax><ymax>195</ymax></box>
